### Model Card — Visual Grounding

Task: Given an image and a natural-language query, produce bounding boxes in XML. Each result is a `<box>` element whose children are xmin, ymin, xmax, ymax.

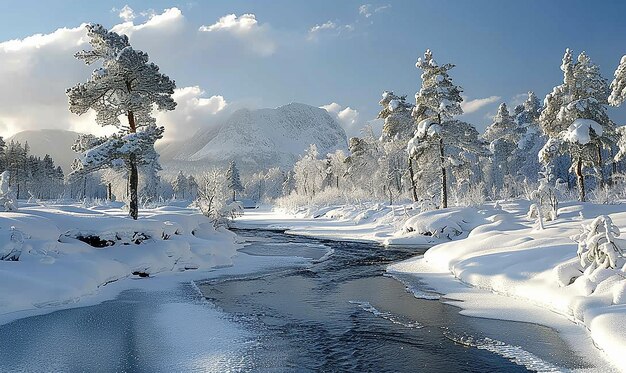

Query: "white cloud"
<box><xmin>0</xmin><ymin>7</ymin><xmax>264</xmax><ymax>140</ymax></box>
<box><xmin>116</xmin><ymin>5</ymin><xmax>136</xmax><ymax>22</ymax></box>
<box><xmin>308</xmin><ymin>21</ymin><xmax>354</xmax><ymax>41</ymax></box>
<box><xmin>321</xmin><ymin>103</ymin><xmax>359</xmax><ymax>134</ymax></box>
<box><xmin>199</xmin><ymin>13</ymin><xmax>257</xmax><ymax>33</ymax></box>
<box><xmin>309</xmin><ymin>21</ymin><xmax>337</xmax><ymax>34</ymax></box>
<box><xmin>359</xmin><ymin>4</ymin><xmax>391</xmax><ymax>18</ymax></box>
<box><xmin>198</xmin><ymin>13</ymin><xmax>276</xmax><ymax>56</ymax></box>
<box><xmin>460</xmin><ymin>95</ymin><xmax>501</xmax><ymax>114</ymax></box>
<box><xmin>359</xmin><ymin>4</ymin><xmax>372</xmax><ymax>18</ymax></box>
<box><xmin>154</xmin><ymin>86</ymin><xmax>228</xmax><ymax>142</ymax></box>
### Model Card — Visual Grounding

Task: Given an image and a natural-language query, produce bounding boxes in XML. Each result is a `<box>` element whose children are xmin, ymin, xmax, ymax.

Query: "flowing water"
<box><xmin>198</xmin><ymin>228</ymin><xmax>590</xmax><ymax>372</ymax></box>
<box><xmin>0</xmin><ymin>228</ymin><xmax>592</xmax><ymax>372</ymax></box>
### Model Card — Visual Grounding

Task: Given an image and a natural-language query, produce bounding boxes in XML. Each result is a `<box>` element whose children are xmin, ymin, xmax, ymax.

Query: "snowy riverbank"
<box><xmin>235</xmin><ymin>202</ymin><xmax>626</xmax><ymax>371</ymax></box>
<box><xmin>0</xmin><ymin>201</ymin><xmax>239</xmax><ymax>325</ymax></box>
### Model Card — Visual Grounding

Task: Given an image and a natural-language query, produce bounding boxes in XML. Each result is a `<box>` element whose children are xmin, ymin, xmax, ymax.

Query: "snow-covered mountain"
<box><xmin>7</xmin><ymin>129</ymin><xmax>81</xmax><ymax>173</ymax></box>
<box><xmin>160</xmin><ymin>103</ymin><xmax>348</xmax><ymax>172</ymax></box>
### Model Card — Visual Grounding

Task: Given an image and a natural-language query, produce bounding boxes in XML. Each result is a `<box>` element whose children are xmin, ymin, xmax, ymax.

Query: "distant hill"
<box><xmin>7</xmin><ymin>129</ymin><xmax>81</xmax><ymax>174</ymax></box>
<box><xmin>159</xmin><ymin>102</ymin><xmax>348</xmax><ymax>173</ymax></box>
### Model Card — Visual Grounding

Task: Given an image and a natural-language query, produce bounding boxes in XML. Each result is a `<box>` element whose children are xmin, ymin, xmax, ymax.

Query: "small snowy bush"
<box><xmin>527</xmin><ymin>172</ymin><xmax>558</xmax><ymax>229</ymax></box>
<box><xmin>574</xmin><ymin>215</ymin><xmax>625</xmax><ymax>269</ymax></box>
<box><xmin>0</xmin><ymin>171</ymin><xmax>18</xmax><ymax>212</ymax></box>
<box><xmin>0</xmin><ymin>227</ymin><xmax>25</xmax><ymax>261</ymax></box>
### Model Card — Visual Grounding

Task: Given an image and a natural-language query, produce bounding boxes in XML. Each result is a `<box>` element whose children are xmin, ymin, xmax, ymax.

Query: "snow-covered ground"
<box><xmin>235</xmin><ymin>202</ymin><xmax>626</xmax><ymax>371</ymax></box>
<box><xmin>0</xmin><ymin>201</ymin><xmax>239</xmax><ymax>325</ymax></box>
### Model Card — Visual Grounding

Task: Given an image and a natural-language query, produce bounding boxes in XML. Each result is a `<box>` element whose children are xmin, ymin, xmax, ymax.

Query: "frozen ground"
<box><xmin>235</xmin><ymin>202</ymin><xmax>626</xmax><ymax>371</ymax></box>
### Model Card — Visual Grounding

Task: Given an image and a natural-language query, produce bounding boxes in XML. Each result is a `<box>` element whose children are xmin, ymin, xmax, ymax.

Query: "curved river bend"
<box><xmin>0</xmin><ymin>228</ymin><xmax>592</xmax><ymax>372</ymax></box>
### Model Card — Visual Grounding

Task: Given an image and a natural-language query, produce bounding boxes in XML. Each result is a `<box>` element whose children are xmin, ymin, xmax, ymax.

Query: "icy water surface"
<box><xmin>198</xmin><ymin>228</ymin><xmax>591</xmax><ymax>372</ymax></box>
<box><xmin>0</xmin><ymin>228</ymin><xmax>592</xmax><ymax>372</ymax></box>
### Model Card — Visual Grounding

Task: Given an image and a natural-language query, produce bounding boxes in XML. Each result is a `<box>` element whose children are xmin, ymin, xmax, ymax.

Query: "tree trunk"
<box><xmin>108</xmin><ymin>183</ymin><xmax>112</xmax><ymax>200</ymax></box>
<box><xmin>127</xmin><ymin>110</ymin><xmax>139</xmax><ymax>220</ymax></box>
<box><xmin>575</xmin><ymin>157</ymin><xmax>585</xmax><ymax>202</ymax></box>
<box><xmin>408</xmin><ymin>157</ymin><xmax>418</xmax><ymax>202</ymax></box>
<box><xmin>129</xmin><ymin>155</ymin><xmax>138</xmax><ymax>219</ymax></box>
<box><xmin>232</xmin><ymin>190</ymin><xmax>236</xmax><ymax>202</ymax></box>
<box><xmin>597</xmin><ymin>145</ymin><xmax>604</xmax><ymax>188</ymax></box>
<box><xmin>439</xmin><ymin>137</ymin><xmax>447</xmax><ymax>209</ymax></box>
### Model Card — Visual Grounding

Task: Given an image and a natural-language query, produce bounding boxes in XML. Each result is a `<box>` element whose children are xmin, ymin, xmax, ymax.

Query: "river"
<box><xmin>0</xmin><ymin>228</ymin><xmax>592</xmax><ymax>372</ymax></box>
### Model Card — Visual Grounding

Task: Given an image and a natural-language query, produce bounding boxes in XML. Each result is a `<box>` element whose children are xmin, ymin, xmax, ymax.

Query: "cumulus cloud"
<box><xmin>460</xmin><ymin>95</ymin><xmax>501</xmax><ymax>114</ymax></box>
<box><xmin>115</xmin><ymin>5</ymin><xmax>136</xmax><ymax>22</ymax></box>
<box><xmin>321</xmin><ymin>102</ymin><xmax>359</xmax><ymax>134</ymax></box>
<box><xmin>155</xmin><ymin>86</ymin><xmax>228</xmax><ymax>142</ymax></box>
<box><xmin>198</xmin><ymin>13</ymin><xmax>276</xmax><ymax>56</ymax></box>
<box><xmin>0</xmin><ymin>7</ymin><xmax>280</xmax><ymax>140</ymax></box>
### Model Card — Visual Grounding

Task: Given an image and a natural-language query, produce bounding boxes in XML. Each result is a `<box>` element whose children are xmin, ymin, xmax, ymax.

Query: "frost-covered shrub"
<box><xmin>0</xmin><ymin>227</ymin><xmax>24</xmax><ymax>261</ymax></box>
<box><xmin>574</xmin><ymin>215</ymin><xmax>625</xmax><ymax>269</ymax></box>
<box><xmin>527</xmin><ymin>172</ymin><xmax>559</xmax><ymax>229</ymax></box>
<box><xmin>0</xmin><ymin>171</ymin><xmax>18</xmax><ymax>212</ymax></box>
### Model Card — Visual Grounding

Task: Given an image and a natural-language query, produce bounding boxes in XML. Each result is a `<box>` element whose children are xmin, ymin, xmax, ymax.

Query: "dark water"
<box><xmin>0</xmin><ymin>229</ymin><xmax>592</xmax><ymax>372</ymax></box>
<box><xmin>198</xmin><ymin>228</ymin><xmax>590</xmax><ymax>372</ymax></box>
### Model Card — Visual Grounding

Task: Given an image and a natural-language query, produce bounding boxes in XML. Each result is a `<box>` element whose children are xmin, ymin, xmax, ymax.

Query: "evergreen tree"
<box><xmin>66</xmin><ymin>24</ymin><xmax>176</xmax><ymax>219</ymax></box>
<box><xmin>172</xmin><ymin>171</ymin><xmax>189</xmax><ymax>199</ymax></box>
<box><xmin>187</xmin><ymin>175</ymin><xmax>199</xmax><ymax>200</ymax></box>
<box><xmin>539</xmin><ymin>49</ymin><xmax>614</xmax><ymax>201</ymax></box>
<box><xmin>409</xmin><ymin>49</ymin><xmax>484</xmax><ymax>208</ymax></box>
<box><xmin>226</xmin><ymin>160</ymin><xmax>244</xmax><ymax>201</ymax></box>
<box><xmin>609</xmin><ymin>55</ymin><xmax>626</xmax><ymax>107</ymax></box>
<box><xmin>483</xmin><ymin>103</ymin><xmax>521</xmax><ymax>190</ymax></box>
<box><xmin>378</xmin><ymin>91</ymin><xmax>415</xmax><ymax>200</ymax></box>
<box><xmin>514</xmin><ymin>92</ymin><xmax>545</xmax><ymax>183</ymax></box>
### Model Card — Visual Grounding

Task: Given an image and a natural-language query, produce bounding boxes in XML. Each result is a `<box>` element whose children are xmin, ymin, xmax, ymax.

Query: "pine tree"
<box><xmin>409</xmin><ymin>49</ymin><xmax>484</xmax><ymax>208</ymax></box>
<box><xmin>514</xmin><ymin>92</ymin><xmax>545</xmax><ymax>183</ymax></box>
<box><xmin>483</xmin><ymin>103</ymin><xmax>521</xmax><ymax>190</ymax></box>
<box><xmin>539</xmin><ymin>49</ymin><xmax>614</xmax><ymax>201</ymax></box>
<box><xmin>66</xmin><ymin>24</ymin><xmax>176</xmax><ymax>219</ymax></box>
<box><xmin>172</xmin><ymin>171</ymin><xmax>189</xmax><ymax>200</ymax></box>
<box><xmin>187</xmin><ymin>175</ymin><xmax>199</xmax><ymax>200</ymax></box>
<box><xmin>378</xmin><ymin>91</ymin><xmax>415</xmax><ymax>201</ymax></box>
<box><xmin>609</xmin><ymin>55</ymin><xmax>626</xmax><ymax>107</ymax></box>
<box><xmin>226</xmin><ymin>160</ymin><xmax>244</xmax><ymax>201</ymax></box>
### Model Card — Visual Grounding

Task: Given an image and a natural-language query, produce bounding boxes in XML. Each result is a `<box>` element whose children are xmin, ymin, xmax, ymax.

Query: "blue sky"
<box><xmin>0</xmin><ymin>0</ymin><xmax>624</xmax><ymax>139</ymax></box>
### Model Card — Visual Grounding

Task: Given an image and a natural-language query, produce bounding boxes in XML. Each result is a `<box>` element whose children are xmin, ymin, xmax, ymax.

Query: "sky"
<box><xmin>0</xmin><ymin>0</ymin><xmax>625</xmax><ymax>142</ymax></box>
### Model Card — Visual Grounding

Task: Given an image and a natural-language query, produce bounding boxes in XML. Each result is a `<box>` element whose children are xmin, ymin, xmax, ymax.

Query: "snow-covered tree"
<box><xmin>609</xmin><ymin>55</ymin><xmax>626</xmax><ymax>107</ymax></box>
<box><xmin>483</xmin><ymin>103</ymin><xmax>522</xmax><ymax>190</ymax></box>
<box><xmin>574</xmin><ymin>215</ymin><xmax>625</xmax><ymax>269</ymax></box>
<box><xmin>225</xmin><ymin>160</ymin><xmax>244</xmax><ymax>201</ymax></box>
<box><xmin>0</xmin><ymin>171</ymin><xmax>17</xmax><ymax>211</ymax></box>
<box><xmin>539</xmin><ymin>49</ymin><xmax>614</xmax><ymax>201</ymax></box>
<box><xmin>345</xmin><ymin>127</ymin><xmax>385</xmax><ymax>196</ymax></box>
<box><xmin>172</xmin><ymin>171</ymin><xmax>189</xmax><ymax>200</ymax></box>
<box><xmin>514</xmin><ymin>92</ymin><xmax>546</xmax><ymax>183</ymax></box>
<box><xmin>187</xmin><ymin>175</ymin><xmax>199</xmax><ymax>200</ymax></box>
<box><xmin>294</xmin><ymin>144</ymin><xmax>324</xmax><ymax>197</ymax></box>
<box><xmin>66</xmin><ymin>24</ymin><xmax>176</xmax><ymax>219</ymax></box>
<box><xmin>379</xmin><ymin>91</ymin><xmax>415</xmax><ymax>141</ymax></box>
<box><xmin>377</xmin><ymin>92</ymin><xmax>414</xmax><ymax>200</ymax></box>
<box><xmin>196</xmin><ymin>168</ymin><xmax>229</xmax><ymax>226</ymax></box>
<box><xmin>409</xmin><ymin>49</ymin><xmax>485</xmax><ymax>208</ymax></box>
<box><xmin>527</xmin><ymin>170</ymin><xmax>559</xmax><ymax>230</ymax></box>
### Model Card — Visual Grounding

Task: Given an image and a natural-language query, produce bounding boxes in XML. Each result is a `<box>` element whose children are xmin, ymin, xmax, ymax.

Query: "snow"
<box><xmin>564</xmin><ymin>118</ymin><xmax>604</xmax><ymax>145</ymax></box>
<box><xmin>179</xmin><ymin>103</ymin><xmax>348</xmax><ymax>172</ymax></box>
<box><xmin>0</xmin><ymin>202</ymin><xmax>239</xmax><ymax>322</ymax></box>
<box><xmin>388</xmin><ymin>99</ymin><xmax>400</xmax><ymax>112</ymax></box>
<box><xmin>236</xmin><ymin>202</ymin><xmax>626</xmax><ymax>370</ymax></box>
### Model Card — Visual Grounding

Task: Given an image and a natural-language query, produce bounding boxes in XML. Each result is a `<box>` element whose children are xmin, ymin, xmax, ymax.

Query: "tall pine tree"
<box><xmin>67</xmin><ymin>24</ymin><xmax>176</xmax><ymax>219</ymax></box>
